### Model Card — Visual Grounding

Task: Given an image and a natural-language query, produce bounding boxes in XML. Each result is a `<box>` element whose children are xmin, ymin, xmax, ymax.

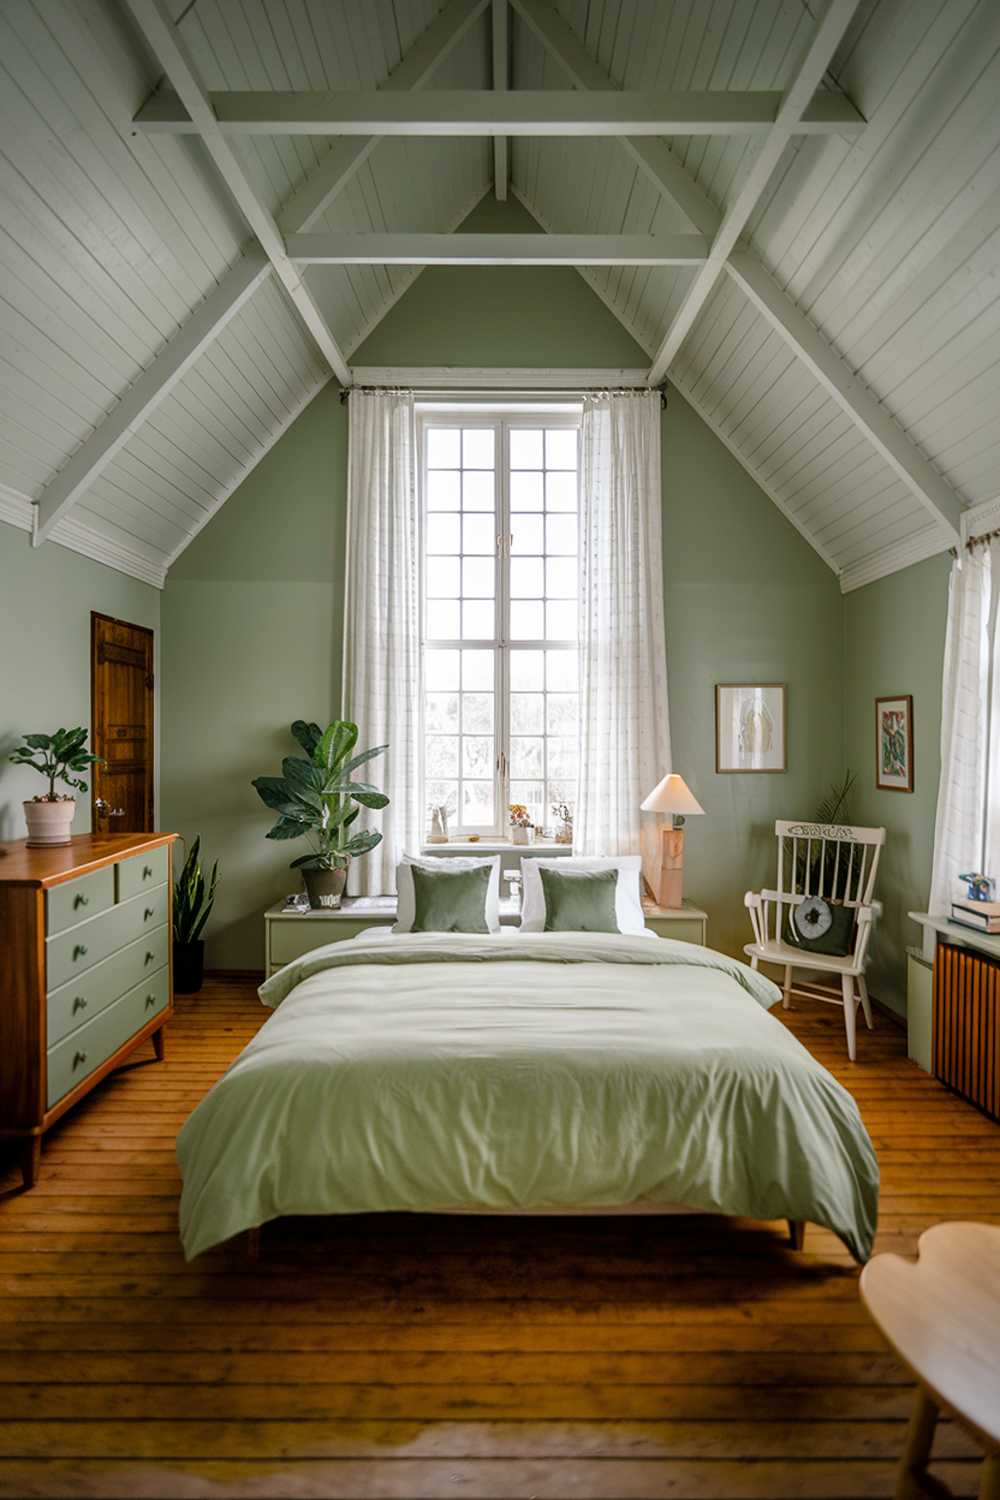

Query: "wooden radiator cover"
<box><xmin>934</xmin><ymin>941</ymin><xmax>1000</xmax><ymax>1121</ymax></box>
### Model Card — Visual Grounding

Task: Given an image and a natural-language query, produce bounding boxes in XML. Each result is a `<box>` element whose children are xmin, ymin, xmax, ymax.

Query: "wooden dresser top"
<box><xmin>0</xmin><ymin>832</ymin><xmax>176</xmax><ymax>889</ymax></box>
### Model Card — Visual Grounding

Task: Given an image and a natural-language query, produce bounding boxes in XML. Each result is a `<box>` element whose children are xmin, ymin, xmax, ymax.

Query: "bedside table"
<box><xmin>642</xmin><ymin>899</ymin><xmax>708</xmax><ymax>945</ymax></box>
<box><xmin>265</xmin><ymin>898</ymin><xmax>397</xmax><ymax>977</ymax></box>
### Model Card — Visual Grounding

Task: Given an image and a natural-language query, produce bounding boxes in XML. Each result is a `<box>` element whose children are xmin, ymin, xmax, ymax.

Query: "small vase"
<box><xmin>173</xmin><ymin>940</ymin><xmax>205</xmax><ymax>995</ymax></box>
<box><xmin>24</xmin><ymin>798</ymin><xmax>76</xmax><ymax>847</ymax></box>
<box><xmin>511</xmin><ymin>826</ymin><xmax>529</xmax><ymax>845</ymax></box>
<box><xmin>303</xmin><ymin>867</ymin><xmax>348</xmax><ymax>910</ymax></box>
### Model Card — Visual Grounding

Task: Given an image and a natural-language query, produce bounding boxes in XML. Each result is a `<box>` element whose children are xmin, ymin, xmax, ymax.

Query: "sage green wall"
<box><xmin>843</xmin><ymin>554</ymin><xmax>950</xmax><ymax>1016</ymax></box>
<box><xmin>162</xmin><ymin>198</ymin><xmax>845</xmax><ymax>969</ymax></box>
<box><xmin>0</xmin><ymin>519</ymin><xmax>160</xmax><ymax>841</ymax></box>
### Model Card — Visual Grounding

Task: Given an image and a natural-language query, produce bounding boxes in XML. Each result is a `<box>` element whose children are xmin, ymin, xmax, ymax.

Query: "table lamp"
<box><xmin>640</xmin><ymin>773</ymin><xmax>705</xmax><ymax>909</ymax></box>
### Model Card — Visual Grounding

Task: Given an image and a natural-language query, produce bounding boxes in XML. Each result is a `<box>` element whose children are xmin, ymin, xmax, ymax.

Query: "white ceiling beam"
<box><xmin>727</xmin><ymin>251</ymin><xmax>963</xmax><ymax>541</ymax></box>
<box><xmin>134</xmin><ymin>88</ymin><xmax>865</xmax><ymax>138</ymax></box>
<box><xmin>32</xmin><ymin>252</ymin><xmax>269</xmax><ymax>547</ymax></box>
<box><xmin>124</xmin><ymin>0</ymin><xmax>351</xmax><ymax>385</ymax></box>
<box><xmin>492</xmin><ymin>0</ymin><xmax>509</xmax><ymax>200</ymax></box>
<box><xmin>286</xmin><ymin>232</ymin><xmax>709</xmax><ymax>266</ymax></box>
<box><xmin>646</xmin><ymin>0</ymin><xmax>864</xmax><ymax>384</ymax></box>
<box><xmin>277</xmin><ymin>0</ymin><xmax>489</xmax><ymax>235</ymax></box>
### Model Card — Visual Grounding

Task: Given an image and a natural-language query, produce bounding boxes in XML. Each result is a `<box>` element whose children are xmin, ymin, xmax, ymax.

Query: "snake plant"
<box><xmin>173</xmin><ymin>836</ymin><xmax>219</xmax><ymax>946</ymax></box>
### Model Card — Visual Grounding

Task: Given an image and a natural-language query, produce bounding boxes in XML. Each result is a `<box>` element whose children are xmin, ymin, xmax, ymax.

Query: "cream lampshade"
<box><xmin>640</xmin><ymin>774</ymin><xmax>705</xmax><ymax>910</ymax></box>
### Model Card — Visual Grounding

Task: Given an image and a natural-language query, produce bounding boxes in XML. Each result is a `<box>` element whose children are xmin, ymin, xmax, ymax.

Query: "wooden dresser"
<box><xmin>0</xmin><ymin>832</ymin><xmax>176</xmax><ymax>1186</ymax></box>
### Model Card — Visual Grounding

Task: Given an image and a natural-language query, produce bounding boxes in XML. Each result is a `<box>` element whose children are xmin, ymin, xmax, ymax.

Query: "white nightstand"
<box><xmin>642</xmin><ymin>899</ymin><xmax>708</xmax><ymax>946</ymax></box>
<box><xmin>265</xmin><ymin>898</ymin><xmax>396</xmax><ymax>977</ymax></box>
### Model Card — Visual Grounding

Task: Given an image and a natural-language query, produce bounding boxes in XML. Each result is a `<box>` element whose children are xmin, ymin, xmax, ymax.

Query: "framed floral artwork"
<box><xmin>715</xmin><ymin>684</ymin><xmax>787</xmax><ymax>773</ymax></box>
<box><xmin>875</xmin><ymin>695</ymin><xmax>914</xmax><ymax>792</ymax></box>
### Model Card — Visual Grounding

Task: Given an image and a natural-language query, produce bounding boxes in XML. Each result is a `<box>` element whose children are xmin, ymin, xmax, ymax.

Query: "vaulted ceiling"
<box><xmin>1</xmin><ymin>0</ymin><xmax>997</xmax><ymax>593</ymax></box>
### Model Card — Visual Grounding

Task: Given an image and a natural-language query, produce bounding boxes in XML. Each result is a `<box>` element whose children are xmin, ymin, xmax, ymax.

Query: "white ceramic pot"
<box><xmin>24</xmin><ymin>798</ymin><xmax>76</xmax><ymax>847</ymax></box>
<box><xmin>511</xmin><ymin>826</ymin><xmax>530</xmax><ymax>845</ymax></box>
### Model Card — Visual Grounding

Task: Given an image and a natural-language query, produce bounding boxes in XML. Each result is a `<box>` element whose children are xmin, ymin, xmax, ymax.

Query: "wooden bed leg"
<box><xmin>788</xmin><ymin>1219</ymin><xmax>806</xmax><ymax>1251</ymax></box>
<box><xmin>246</xmin><ymin>1226</ymin><xmax>261</xmax><ymax>1262</ymax></box>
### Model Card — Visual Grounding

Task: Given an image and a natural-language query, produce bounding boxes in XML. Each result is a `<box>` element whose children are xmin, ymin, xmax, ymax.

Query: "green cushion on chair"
<box><xmin>783</xmin><ymin>897</ymin><xmax>855</xmax><ymax>957</ymax></box>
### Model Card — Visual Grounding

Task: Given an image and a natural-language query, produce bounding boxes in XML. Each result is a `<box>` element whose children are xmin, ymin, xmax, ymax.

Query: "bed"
<box><xmin>176</xmin><ymin>930</ymin><xmax>879</xmax><ymax>1262</ymax></box>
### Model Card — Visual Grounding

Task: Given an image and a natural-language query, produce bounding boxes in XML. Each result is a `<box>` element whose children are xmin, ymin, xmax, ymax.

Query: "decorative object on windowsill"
<box><xmin>950</xmin><ymin>897</ymin><xmax>1000</xmax><ymax>935</ymax></box>
<box><xmin>509</xmin><ymin>803</ymin><xmax>533</xmax><ymax>846</ymax></box>
<box><xmin>715</xmin><ymin>684</ymin><xmax>787</xmax><ymax>773</ymax></box>
<box><xmin>172</xmin><ymin>835</ymin><xmax>219</xmax><ymax>995</ymax></box>
<box><xmin>875</xmin><ymin>694</ymin><xmax>914</xmax><ymax>792</ymax></box>
<box><xmin>552</xmin><ymin>802</ymin><xmax>574</xmax><ymax>845</ymax></box>
<box><xmin>427</xmin><ymin>803</ymin><xmax>449</xmax><ymax>844</ymax></box>
<box><xmin>252</xmin><ymin>720</ymin><xmax>389</xmax><ymax>910</ymax></box>
<box><xmin>640</xmin><ymin>773</ymin><xmax>705</xmax><ymax>909</ymax></box>
<box><xmin>503</xmin><ymin>869</ymin><xmax>523</xmax><ymax>912</ymax></box>
<box><xmin>959</xmin><ymin>871</ymin><xmax>996</xmax><ymax>902</ymax></box>
<box><xmin>9</xmin><ymin>728</ymin><xmax>104</xmax><ymax>846</ymax></box>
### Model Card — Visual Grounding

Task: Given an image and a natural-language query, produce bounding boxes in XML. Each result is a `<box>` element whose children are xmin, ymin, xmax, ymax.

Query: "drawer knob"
<box><xmin>144</xmin><ymin>951</ymin><xmax>155</xmax><ymax>965</ymax></box>
<box><xmin>73</xmin><ymin>893</ymin><xmax>89</xmax><ymax>909</ymax></box>
<box><xmin>143</xmin><ymin>866</ymin><xmax>153</xmax><ymax>879</ymax></box>
<box><xmin>145</xmin><ymin>993</ymin><xmax>156</xmax><ymax>1008</ymax></box>
<box><xmin>144</xmin><ymin>907</ymin><xmax>154</xmax><ymax>921</ymax></box>
<box><xmin>72</xmin><ymin>944</ymin><xmax>88</xmax><ymax>960</ymax></box>
<box><xmin>72</xmin><ymin>996</ymin><xmax>87</xmax><ymax>1013</ymax></box>
<box><xmin>73</xmin><ymin>1051</ymin><xmax>87</xmax><ymax>1069</ymax></box>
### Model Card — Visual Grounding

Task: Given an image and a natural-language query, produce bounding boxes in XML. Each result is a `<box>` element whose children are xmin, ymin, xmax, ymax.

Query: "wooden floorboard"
<box><xmin>0</xmin><ymin>980</ymin><xmax>997</xmax><ymax>1498</ymax></box>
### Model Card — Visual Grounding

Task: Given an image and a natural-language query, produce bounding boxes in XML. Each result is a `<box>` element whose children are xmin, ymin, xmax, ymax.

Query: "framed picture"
<box><xmin>875</xmin><ymin>695</ymin><xmax>914</xmax><ymax>792</ymax></box>
<box><xmin>715</xmin><ymin>684</ymin><xmax>787</xmax><ymax>773</ymax></box>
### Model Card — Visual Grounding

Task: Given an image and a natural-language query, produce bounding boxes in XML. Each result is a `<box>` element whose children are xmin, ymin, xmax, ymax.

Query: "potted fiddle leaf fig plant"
<box><xmin>9</xmin><ymin>728</ymin><xmax>103</xmax><ymax>847</ymax></box>
<box><xmin>252</xmin><ymin>720</ymin><xmax>389</xmax><ymax>909</ymax></box>
<box><xmin>172</xmin><ymin>836</ymin><xmax>219</xmax><ymax>995</ymax></box>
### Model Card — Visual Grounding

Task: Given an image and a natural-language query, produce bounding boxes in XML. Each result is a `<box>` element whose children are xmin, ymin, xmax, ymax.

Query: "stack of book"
<box><xmin>951</xmin><ymin>897</ymin><xmax>1000</xmax><ymax>934</ymax></box>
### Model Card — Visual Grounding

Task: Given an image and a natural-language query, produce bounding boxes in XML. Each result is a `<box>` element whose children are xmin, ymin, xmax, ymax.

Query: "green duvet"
<box><xmin>176</xmin><ymin>932</ymin><xmax>878</xmax><ymax>1261</ymax></box>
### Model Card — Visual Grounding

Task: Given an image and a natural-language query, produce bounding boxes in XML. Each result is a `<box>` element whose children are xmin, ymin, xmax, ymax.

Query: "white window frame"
<box><xmin>417</xmin><ymin>406</ymin><xmax>581</xmax><ymax>839</ymax></box>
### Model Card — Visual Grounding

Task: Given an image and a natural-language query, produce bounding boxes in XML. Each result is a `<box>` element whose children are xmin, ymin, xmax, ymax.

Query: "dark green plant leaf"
<box><xmin>315</xmin><ymin>720</ymin><xmax>358</xmax><ymax>774</ymax></box>
<box><xmin>342</xmin><ymin>829</ymin><xmax>382</xmax><ymax>856</ymax></box>
<box><xmin>341</xmin><ymin>743</ymin><xmax>387</xmax><ymax>777</ymax></box>
<box><xmin>290</xmin><ymin>720</ymin><xmax>323</xmax><ymax>757</ymax></box>
<box><xmin>350</xmin><ymin>790</ymin><xmax>389</xmax><ymax>809</ymax></box>
<box><xmin>252</xmin><ymin>776</ymin><xmax>300</xmax><ymax>813</ymax></box>
<box><xmin>266</xmin><ymin>815</ymin><xmax>308</xmax><ymax>841</ymax></box>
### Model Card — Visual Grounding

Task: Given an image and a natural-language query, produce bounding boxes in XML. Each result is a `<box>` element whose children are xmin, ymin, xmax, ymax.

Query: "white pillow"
<box><xmin>394</xmin><ymin>854</ymin><xmax>502</xmax><ymax>934</ymax></box>
<box><xmin>519</xmin><ymin>855</ymin><xmax>646</xmax><ymax>935</ymax></box>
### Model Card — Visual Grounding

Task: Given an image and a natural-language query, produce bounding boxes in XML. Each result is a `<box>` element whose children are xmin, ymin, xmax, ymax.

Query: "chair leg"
<box><xmin>841</xmin><ymin>973</ymin><xmax>857</xmax><ymax>1061</ymax></box>
<box><xmin>782</xmin><ymin>965</ymin><xmax>793</xmax><ymax>1010</ymax></box>
<box><xmin>858</xmin><ymin>975</ymin><xmax>874</xmax><ymax>1031</ymax></box>
<box><xmin>895</xmin><ymin>1386</ymin><xmax>939</xmax><ymax>1499</ymax></box>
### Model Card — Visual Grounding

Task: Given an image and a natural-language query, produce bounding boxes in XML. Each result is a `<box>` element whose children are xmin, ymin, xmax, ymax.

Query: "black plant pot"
<box><xmin>302</xmin><ymin>866</ymin><xmax>348</xmax><ymax>910</ymax></box>
<box><xmin>173</xmin><ymin>939</ymin><xmax>205</xmax><ymax>995</ymax></box>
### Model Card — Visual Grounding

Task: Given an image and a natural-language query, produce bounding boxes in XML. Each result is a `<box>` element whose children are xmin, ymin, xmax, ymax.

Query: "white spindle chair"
<box><xmin>744</xmin><ymin>820</ymin><xmax>886</xmax><ymax>1061</ymax></box>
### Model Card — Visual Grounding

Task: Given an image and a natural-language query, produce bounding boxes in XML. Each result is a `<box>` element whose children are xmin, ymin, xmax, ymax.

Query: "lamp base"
<box><xmin>654</xmin><ymin>826</ymin><xmax>685</xmax><ymax>909</ymax></box>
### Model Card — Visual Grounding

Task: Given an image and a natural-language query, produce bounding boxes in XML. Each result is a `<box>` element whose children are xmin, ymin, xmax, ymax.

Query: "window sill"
<box><xmin>419</xmin><ymin>841</ymin><xmax>574</xmax><ymax>855</ymax></box>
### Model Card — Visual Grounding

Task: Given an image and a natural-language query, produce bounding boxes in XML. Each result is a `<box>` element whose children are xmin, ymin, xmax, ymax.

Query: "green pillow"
<box><xmin>783</xmin><ymin>898</ymin><xmax>855</xmax><ymax>957</ymax></box>
<box><xmin>411</xmin><ymin>863</ymin><xmax>491</xmax><ymax>933</ymax></box>
<box><xmin>539</xmin><ymin>867</ymin><xmax>620</xmax><ymax>933</ymax></box>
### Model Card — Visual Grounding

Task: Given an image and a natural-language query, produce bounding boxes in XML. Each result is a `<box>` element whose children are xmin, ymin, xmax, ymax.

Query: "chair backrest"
<box><xmin>774</xmin><ymin>819</ymin><xmax>886</xmax><ymax>910</ymax></box>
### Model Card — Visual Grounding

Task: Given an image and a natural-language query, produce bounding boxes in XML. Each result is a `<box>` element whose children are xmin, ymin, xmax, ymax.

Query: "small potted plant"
<box><xmin>173</xmin><ymin>836</ymin><xmax>219</xmax><ymax>994</ymax></box>
<box><xmin>252</xmin><ymin>719</ymin><xmax>389</xmax><ymax>909</ymax></box>
<box><xmin>552</xmin><ymin>801</ymin><xmax>573</xmax><ymax>845</ymax></box>
<box><xmin>509</xmin><ymin>803</ymin><xmax>533</xmax><ymax>845</ymax></box>
<box><xmin>9</xmin><ymin>728</ymin><xmax>103</xmax><ymax>847</ymax></box>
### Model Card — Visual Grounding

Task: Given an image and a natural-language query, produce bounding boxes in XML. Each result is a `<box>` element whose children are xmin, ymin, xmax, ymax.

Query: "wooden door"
<box><xmin>90</xmin><ymin>614</ymin><xmax>155</xmax><ymax>834</ymax></box>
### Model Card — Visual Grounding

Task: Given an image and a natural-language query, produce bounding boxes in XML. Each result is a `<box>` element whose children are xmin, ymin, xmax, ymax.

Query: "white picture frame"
<box><xmin>715</xmin><ymin>683</ymin><xmax>787</xmax><ymax>774</ymax></box>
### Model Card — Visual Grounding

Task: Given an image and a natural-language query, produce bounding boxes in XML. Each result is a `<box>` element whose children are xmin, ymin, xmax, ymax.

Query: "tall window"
<box><xmin>420</xmin><ymin>410</ymin><xmax>580</xmax><ymax>838</ymax></box>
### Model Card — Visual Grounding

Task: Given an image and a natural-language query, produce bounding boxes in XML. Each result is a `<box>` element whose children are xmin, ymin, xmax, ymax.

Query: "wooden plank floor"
<box><xmin>1</xmin><ymin>979</ymin><xmax>998</xmax><ymax>1499</ymax></box>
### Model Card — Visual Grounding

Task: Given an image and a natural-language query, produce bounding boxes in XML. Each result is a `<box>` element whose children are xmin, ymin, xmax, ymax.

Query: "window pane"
<box><xmin>462</xmin><ymin>557</ymin><xmax>494</xmax><ymax>597</ymax></box>
<box><xmin>510</xmin><ymin>429</ymin><xmax>543</xmax><ymax>467</ymax></box>
<box><xmin>510</xmin><ymin>471</ymin><xmax>543</xmax><ymax>510</ymax></box>
<box><xmin>545</xmin><ymin>601</ymin><xmax>577</xmax><ymax>641</ymax></box>
<box><xmin>547</xmin><ymin>779</ymin><xmax>576</xmax><ymax>814</ymax></box>
<box><xmin>510</xmin><ymin>600</ymin><xmax>544</xmax><ymax>640</ymax></box>
<box><xmin>463</xmin><ymin>472</ymin><xmax>494</xmax><ymax>510</ymax></box>
<box><xmin>462</xmin><ymin>650</ymin><xmax>494</xmax><ymax>690</ymax></box>
<box><xmin>546</xmin><ymin>472</ymin><xmax>578</xmax><ymax>511</ymax></box>
<box><xmin>462</xmin><ymin>736</ymin><xmax>493</xmax><ymax>778</ymax></box>
<box><xmin>425</xmin><ymin>692</ymin><xmax>459</xmax><ymax>733</ymax></box>
<box><xmin>511</xmin><ymin>513</ymin><xmax>543</xmax><ymax>554</ymax></box>
<box><xmin>425</xmin><ymin>736</ymin><xmax>458</xmax><ymax>777</ymax></box>
<box><xmin>546</xmin><ymin>736</ymin><xmax>577</xmax><ymax>778</ymax></box>
<box><xmin>462</xmin><ymin>693</ymin><xmax>494</xmax><ymax>734</ymax></box>
<box><xmin>463</xmin><ymin>428</ymin><xmax>495</xmax><ymax>467</ymax></box>
<box><xmin>426</xmin><ymin>779</ymin><xmax>458</xmax><ymax>819</ymax></box>
<box><xmin>462</xmin><ymin>600</ymin><xmax>494</xmax><ymax>638</ymax></box>
<box><xmin>510</xmin><ymin>650</ymin><xmax>544</xmax><ymax>691</ymax></box>
<box><xmin>547</xmin><ymin>693</ymin><xmax>578</xmax><ymax>735</ymax></box>
<box><xmin>545</xmin><ymin>557</ymin><xmax>577</xmax><ymax>598</ymax></box>
<box><xmin>426</xmin><ymin>556</ymin><xmax>460</xmax><ymax>597</ymax></box>
<box><xmin>462</xmin><ymin>513</ymin><xmax>496</xmax><ymax>554</ymax></box>
<box><xmin>510</xmin><ymin>557</ymin><xmax>544</xmax><ymax>597</ymax></box>
<box><xmin>426</xmin><ymin>599</ymin><xmax>460</xmax><ymax>639</ymax></box>
<box><xmin>463</xmin><ymin>780</ymin><xmax>494</xmax><ymax>824</ymax></box>
<box><xmin>510</xmin><ymin>780</ymin><xmax>543</xmax><ymax>820</ymax></box>
<box><xmin>427</xmin><ymin>470</ymin><xmax>460</xmax><ymax>510</ymax></box>
<box><xmin>510</xmin><ymin>736</ymin><xmax>543</xmax><ymax>777</ymax></box>
<box><xmin>546</xmin><ymin>428</ymin><xmax>578</xmax><ymax>468</ymax></box>
<box><xmin>546</xmin><ymin>513</ymin><xmax>577</xmax><ymax>554</ymax></box>
<box><xmin>426</xmin><ymin>649</ymin><xmax>460</xmax><ymax>690</ymax></box>
<box><xmin>427</xmin><ymin>428</ymin><xmax>460</xmax><ymax>466</ymax></box>
<box><xmin>546</xmin><ymin>650</ymin><xmax>577</xmax><ymax>690</ymax></box>
<box><xmin>427</xmin><ymin>512</ymin><xmax>460</xmax><ymax>553</ymax></box>
<box><xmin>511</xmin><ymin>692</ymin><xmax>543</xmax><ymax>734</ymax></box>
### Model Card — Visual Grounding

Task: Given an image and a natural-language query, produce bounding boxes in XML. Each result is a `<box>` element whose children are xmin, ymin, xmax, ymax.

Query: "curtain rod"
<box><xmin>950</xmin><ymin>524</ymin><xmax>1000</xmax><ymax>558</ymax></box>
<box><xmin>340</xmin><ymin>384</ymin><xmax>669</xmax><ymax>407</ymax></box>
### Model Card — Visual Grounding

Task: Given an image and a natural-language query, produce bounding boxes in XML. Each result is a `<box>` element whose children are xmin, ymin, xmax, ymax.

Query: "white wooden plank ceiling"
<box><xmin>0</xmin><ymin>0</ymin><xmax>996</xmax><ymax>594</ymax></box>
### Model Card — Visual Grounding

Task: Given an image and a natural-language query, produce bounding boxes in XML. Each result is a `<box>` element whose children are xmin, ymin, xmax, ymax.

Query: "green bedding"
<box><xmin>176</xmin><ymin>932</ymin><xmax>878</xmax><ymax>1261</ymax></box>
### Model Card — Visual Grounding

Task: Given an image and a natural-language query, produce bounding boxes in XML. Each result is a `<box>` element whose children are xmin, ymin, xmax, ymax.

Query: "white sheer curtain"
<box><xmin>576</xmin><ymin>391</ymin><xmax>671</xmax><ymax>880</ymax></box>
<box><xmin>929</xmin><ymin>539</ymin><xmax>1000</xmax><ymax>912</ymax></box>
<box><xmin>342</xmin><ymin>389</ymin><xmax>421</xmax><ymax>895</ymax></box>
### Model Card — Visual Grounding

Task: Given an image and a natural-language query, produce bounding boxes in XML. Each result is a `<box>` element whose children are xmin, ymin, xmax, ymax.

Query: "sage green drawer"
<box><xmin>47</xmin><ymin>968</ymin><xmax>170</xmax><ymax>1108</ymax></box>
<box><xmin>46</xmin><ymin>885</ymin><xmax>168</xmax><ymax>991</ymax></box>
<box><xmin>269</xmin><ymin>916</ymin><xmax>394</xmax><ymax>965</ymax></box>
<box><xmin>644</xmin><ymin>918</ymin><xmax>705</xmax><ymax>945</ymax></box>
<box><xmin>46</xmin><ymin>867</ymin><xmax>115</xmax><ymax>938</ymax></box>
<box><xmin>117</xmin><ymin>845</ymin><xmax>169</xmax><ymax>903</ymax></box>
<box><xmin>47</xmin><ymin>927</ymin><xmax>170</xmax><ymax>1048</ymax></box>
